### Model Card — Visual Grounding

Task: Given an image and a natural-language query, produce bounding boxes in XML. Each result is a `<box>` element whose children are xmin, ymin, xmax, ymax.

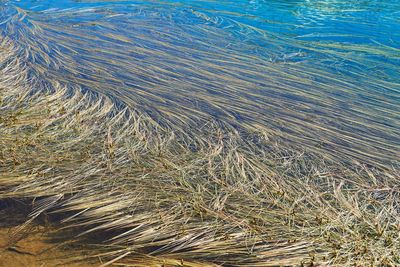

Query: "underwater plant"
<box><xmin>1</xmin><ymin>1</ymin><xmax>400</xmax><ymax>266</ymax></box>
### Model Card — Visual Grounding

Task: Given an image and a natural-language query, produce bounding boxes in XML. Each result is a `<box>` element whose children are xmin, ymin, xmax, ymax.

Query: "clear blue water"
<box><xmin>1</xmin><ymin>0</ymin><xmax>400</xmax><ymax>166</ymax></box>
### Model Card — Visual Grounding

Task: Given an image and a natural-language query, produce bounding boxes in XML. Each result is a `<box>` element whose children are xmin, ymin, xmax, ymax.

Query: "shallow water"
<box><xmin>1</xmin><ymin>0</ymin><xmax>399</xmax><ymax>166</ymax></box>
<box><xmin>1</xmin><ymin>1</ymin><xmax>400</xmax><ymax>265</ymax></box>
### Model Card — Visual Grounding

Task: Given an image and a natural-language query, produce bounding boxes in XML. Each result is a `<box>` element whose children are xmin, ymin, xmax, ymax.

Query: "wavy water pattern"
<box><xmin>1</xmin><ymin>0</ymin><xmax>399</xmax><ymax>167</ymax></box>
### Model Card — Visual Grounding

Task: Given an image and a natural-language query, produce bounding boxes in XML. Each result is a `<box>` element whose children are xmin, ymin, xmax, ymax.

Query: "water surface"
<box><xmin>1</xmin><ymin>0</ymin><xmax>399</xmax><ymax>166</ymax></box>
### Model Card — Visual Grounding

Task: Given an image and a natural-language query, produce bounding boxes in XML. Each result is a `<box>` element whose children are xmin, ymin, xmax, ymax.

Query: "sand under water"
<box><xmin>0</xmin><ymin>0</ymin><xmax>400</xmax><ymax>266</ymax></box>
<box><xmin>0</xmin><ymin>200</ymin><xmax>99</xmax><ymax>267</ymax></box>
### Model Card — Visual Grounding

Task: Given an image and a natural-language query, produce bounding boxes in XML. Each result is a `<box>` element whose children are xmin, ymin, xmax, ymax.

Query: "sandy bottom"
<box><xmin>0</xmin><ymin>226</ymin><xmax>100</xmax><ymax>267</ymax></box>
<box><xmin>0</xmin><ymin>200</ymin><xmax>99</xmax><ymax>267</ymax></box>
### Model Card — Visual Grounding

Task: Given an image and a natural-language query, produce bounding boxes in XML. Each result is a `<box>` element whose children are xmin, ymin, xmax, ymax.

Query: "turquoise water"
<box><xmin>1</xmin><ymin>0</ymin><xmax>400</xmax><ymax>167</ymax></box>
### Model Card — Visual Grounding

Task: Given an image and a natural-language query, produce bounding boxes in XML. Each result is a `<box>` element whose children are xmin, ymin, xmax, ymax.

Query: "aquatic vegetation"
<box><xmin>0</xmin><ymin>0</ymin><xmax>400</xmax><ymax>266</ymax></box>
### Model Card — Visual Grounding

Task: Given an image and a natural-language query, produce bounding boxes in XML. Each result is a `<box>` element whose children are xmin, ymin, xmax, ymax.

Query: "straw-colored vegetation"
<box><xmin>1</xmin><ymin>2</ymin><xmax>400</xmax><ymax>266</ymax></box>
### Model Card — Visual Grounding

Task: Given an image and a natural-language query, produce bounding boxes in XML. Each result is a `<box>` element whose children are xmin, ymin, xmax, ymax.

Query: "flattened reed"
<box><xmin>1</xmin><ymin>2</ymin><xmax>400</xmax><ymax>266</ymax></box>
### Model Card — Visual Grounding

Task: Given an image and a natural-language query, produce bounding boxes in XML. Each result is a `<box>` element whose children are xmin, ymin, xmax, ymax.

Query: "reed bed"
<box><xmin>1</xmin><ymin>2</ymin><xmax>400</xmax><ymax>266</ymax></box>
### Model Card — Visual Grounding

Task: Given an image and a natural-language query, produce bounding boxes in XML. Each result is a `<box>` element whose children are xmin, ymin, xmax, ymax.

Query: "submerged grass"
<box><xmin>1</xmin><ymin>35</ymin><xmax>400</xmax><ymax>266</ymax></box>
<box><xmin>1</xmin><ymin>2</ymin><xmax>400</xmax><ymax>266</ymax></box>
